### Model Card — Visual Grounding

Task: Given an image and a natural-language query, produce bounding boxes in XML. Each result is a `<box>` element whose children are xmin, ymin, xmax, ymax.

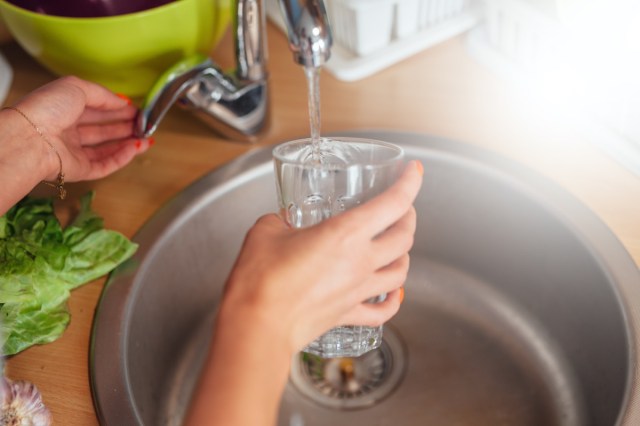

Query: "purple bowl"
<box><xmin>7</xmin><ymin>0</ymin><xmax>176</xmax><ymax>18</ymax></box>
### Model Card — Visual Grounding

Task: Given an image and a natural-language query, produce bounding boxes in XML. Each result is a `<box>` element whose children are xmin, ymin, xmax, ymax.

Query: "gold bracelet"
<box><xmin>2</xmin><ymin>106</ymin><xmax>66</xmax><ymax>200</ymax></box>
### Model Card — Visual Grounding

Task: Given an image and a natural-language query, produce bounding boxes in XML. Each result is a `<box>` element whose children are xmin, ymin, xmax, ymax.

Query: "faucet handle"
<box><xmin>135</xmin><ymin>55</ymin><xmax>213</xmax><ymax>138</ymax></box>
<box><xmin>135</xmin><ymin>53</ymin><xmax>269</xmax><ymax>142</ymax></box>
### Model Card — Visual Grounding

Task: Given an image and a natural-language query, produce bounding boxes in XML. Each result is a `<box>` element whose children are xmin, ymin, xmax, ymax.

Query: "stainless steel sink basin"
<box><xmin>90</xmin><ymin>131</ymin><xmax>640</xmax><ymax>425</ymax></box>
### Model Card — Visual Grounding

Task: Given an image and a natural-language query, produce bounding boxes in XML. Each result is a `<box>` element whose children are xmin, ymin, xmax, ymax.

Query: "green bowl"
<box><xmin>0</xmin><ymin>0</ymin><xmax>231</xmax><ymax>96</ymax></box>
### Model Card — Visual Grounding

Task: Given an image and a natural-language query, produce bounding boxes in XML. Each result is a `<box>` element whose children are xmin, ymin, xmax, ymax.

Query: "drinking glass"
<box><xmin>273</xmin><ymin>137</ymin><xmax>404</xmax><ymax>358</ymax></box>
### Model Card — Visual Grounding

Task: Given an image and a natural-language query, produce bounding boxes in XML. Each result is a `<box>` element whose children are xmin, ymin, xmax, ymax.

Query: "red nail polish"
<box><xmin>148</xmin><ymin>137</ymin><xmax>155</xmax><ymax>146</ymax></box>
<box><xmin>116</xmin><ymin>93</ymin><xmax>132</xmax><ymax>105</ymax></box>
<box><xmin>135</xmin><ymin>140</ymin><xmax>142</xmax><ymax>150</ymax></box>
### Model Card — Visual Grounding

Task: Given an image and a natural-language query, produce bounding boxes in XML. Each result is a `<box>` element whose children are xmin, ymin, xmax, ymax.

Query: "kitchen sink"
<box><xmin>90</xmin><ymin>131</ymin><xmax>640</xmax><ymax>425</ymax></box>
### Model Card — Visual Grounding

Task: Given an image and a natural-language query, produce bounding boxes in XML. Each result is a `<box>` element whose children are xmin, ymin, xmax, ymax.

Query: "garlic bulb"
<box><xmin>0</xmin><ymin>377</ymin><xmax>51</xmax><ymax>426</ymax></box>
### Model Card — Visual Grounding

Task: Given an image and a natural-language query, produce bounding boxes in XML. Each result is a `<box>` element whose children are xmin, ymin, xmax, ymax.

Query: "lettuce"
<box><xmin>0</xmin><ymin>192</ymin><xmax>137</xmax><ymax>355</ymax></box>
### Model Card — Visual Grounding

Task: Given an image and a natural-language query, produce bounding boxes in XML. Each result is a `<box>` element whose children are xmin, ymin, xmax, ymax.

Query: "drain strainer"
<box><xmin>290</xmin><ymin>325</ymin><xmax>407</xmax><ymax>410</ymax></box>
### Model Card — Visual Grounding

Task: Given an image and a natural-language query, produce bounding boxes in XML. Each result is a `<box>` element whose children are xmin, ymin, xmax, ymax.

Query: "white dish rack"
<box><xmin>267</xmin><ymin>0</ymin><xmax>481</xmax><ymax>81</ymax></box>
<box><xmin>467</xmin><ymin>0</ymin><xmax>640</xmax><ymax>176</ymax></box>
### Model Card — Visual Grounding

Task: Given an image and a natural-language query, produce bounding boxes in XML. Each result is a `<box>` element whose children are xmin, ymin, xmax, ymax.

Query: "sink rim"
<box><xmin>89</xmin><ymin>130</ymin><xmax>640</xmax><ymax>425</ymax></box>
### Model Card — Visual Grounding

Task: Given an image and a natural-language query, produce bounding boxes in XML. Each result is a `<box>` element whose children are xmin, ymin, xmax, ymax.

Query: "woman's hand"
<box><xmin>221</xmin><ymin>160</ymin><xmax>423</xmax><ymax>354</ymax></box>
<box><xmin>0</xmin><ymin>75</ymin><xmax>152</xmax><ymax>214</ymax></box>
<box><xmin>13</xmin><ymin>75</ymin><xmax>152</xmax><ymax>182</ymax></box>
<box><xmin>186</xmin><ymin>160</ymin><xmax>423</xmax><ymax>426</ymax></box>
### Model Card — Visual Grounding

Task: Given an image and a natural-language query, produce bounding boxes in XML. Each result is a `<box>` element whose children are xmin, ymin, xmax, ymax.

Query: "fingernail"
<box><xmin>415</xmin><ymin>161</ymin><xmax>424</xmax><ymax>176</ymax></box>
<box><xmin>148</xmin><ymin>137</ymin><xmax>155</xmax><ymax>147</ymax></box>
<box><xmin>399</xmin><ymin>287</ymin><xmax>405</xmax><ymax>304</ymax></box>
<box><xmin>116</xmin><ymin>93</ymin><xmax>132</xmax><ymax>105</ymax></box>
<box><xmin>135</xmin><ymin>139</ymin><xmax>142</xmax><ymax>150</ymax></box>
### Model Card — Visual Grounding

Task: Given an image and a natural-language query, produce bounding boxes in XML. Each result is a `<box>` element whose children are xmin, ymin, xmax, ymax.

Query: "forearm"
<box><xmin>0</xmin><ymin>108</ymin><xmax>56</xmax><ymax>215</ymax></box>
<box><xmin>185</xmin><ymin>303</ymin><xmax>292</xmax><ymax>425</ymax></box>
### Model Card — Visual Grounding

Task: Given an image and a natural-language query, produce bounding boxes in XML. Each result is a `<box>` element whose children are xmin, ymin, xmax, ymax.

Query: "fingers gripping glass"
<box><xmin>273</xmin><ymin>137</ymin><xmax>404</xmax><ymax>358</ymax></box>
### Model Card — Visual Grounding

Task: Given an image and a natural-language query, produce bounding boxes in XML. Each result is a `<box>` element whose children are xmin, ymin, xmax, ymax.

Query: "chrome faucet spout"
<box><xmin>135</xmin><ymin>0</ymin><xmax>331</xmax><ymax>142</ymax></box>
<box><xmin>278</xmin><ymin>0</ymin><xmax>333</xmax><ymax>68</ymax></box>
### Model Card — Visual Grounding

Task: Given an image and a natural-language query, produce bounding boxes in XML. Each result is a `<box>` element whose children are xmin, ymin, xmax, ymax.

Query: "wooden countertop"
<box><xmin>2</xmin><ymin>23</ymin><xmax>639</xmax><ymax>425</ymax></box>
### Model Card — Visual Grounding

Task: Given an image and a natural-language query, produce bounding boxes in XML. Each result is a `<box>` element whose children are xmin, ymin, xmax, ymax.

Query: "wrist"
<box><xmin>220</xmin><ymin>272</ymin><xmax>300</xmax><ymax>356</ymax></box>
<box><xmin>215</xmin><ymin>299</ymin><xmax>294</xmax><ymax>389</ymax></box>
<box><xmin>0</xmin><ymin>107</ymin><xmax>58</xmax><ymax>183</ymax></box>
<box><xmin>216</xmin><ymin>299</ymin><xmax>295</xmax><ymax>360</ymax></box>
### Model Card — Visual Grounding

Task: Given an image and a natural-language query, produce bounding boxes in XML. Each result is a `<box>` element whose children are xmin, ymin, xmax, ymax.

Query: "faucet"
<box><xmin>135</xmin><ymin>0</ymin><xmax>333</xmax><ymax>142</ymax></box>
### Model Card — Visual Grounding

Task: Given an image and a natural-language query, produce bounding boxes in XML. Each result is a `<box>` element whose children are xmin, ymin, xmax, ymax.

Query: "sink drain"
<box><xmin>289</xmin><ymin>325</ymin><xmax>406</xmax><ymax>410</ymax></box>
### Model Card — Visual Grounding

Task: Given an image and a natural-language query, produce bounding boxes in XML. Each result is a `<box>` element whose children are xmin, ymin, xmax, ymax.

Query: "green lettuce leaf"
<box><xmin>0</xmin><ymin>192</ymin><xmax>137</xmax><ymax>355</ymax></box>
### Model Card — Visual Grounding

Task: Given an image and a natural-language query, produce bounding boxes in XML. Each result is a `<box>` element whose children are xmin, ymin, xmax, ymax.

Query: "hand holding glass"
<box><xmin>273</xmin><ymin>137</ymin><xmax>404</xmax><ymax>358</ymax></box>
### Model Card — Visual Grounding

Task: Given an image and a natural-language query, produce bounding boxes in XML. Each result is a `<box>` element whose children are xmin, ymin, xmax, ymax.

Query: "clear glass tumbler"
<box><xmin>272</xmin><ymin>137</ymin><xmax>404</xmax><ymax>358</ymax></box>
